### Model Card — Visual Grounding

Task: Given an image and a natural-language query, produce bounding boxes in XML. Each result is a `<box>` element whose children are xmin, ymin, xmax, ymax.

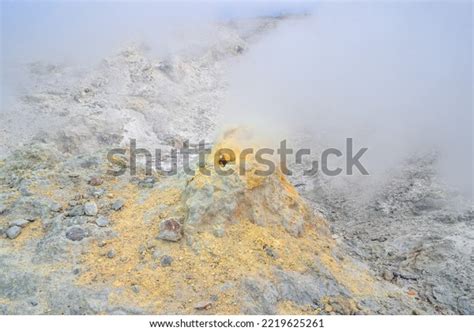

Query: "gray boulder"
<box><xmin>6</xmin><ymin>226</ymin><xmax>22</xmax><ymax>239</ymax></box>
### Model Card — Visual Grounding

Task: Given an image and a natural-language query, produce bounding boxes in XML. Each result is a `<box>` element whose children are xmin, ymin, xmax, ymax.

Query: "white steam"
<box><xmin>223</xmin><ymin>2</ymin><xmax>472</xmax><ymax>197</ymax></box>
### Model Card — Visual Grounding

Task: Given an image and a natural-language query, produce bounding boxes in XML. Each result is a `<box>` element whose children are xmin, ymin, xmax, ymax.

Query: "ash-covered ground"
<box><xmin>0</xmin><ymin>14</ymin><xmax>472</xmax><ymax>315</ymax></box>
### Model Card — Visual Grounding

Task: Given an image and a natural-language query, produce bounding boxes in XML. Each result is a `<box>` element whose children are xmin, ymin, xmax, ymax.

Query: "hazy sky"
<box><xmin>1</xmin><ymin>1</ymin><xmax>312</xmax><ymax>64</ymax></box>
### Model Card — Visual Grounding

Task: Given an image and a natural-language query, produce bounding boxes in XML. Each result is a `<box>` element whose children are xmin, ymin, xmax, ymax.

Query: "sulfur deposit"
<box><xmin>0</xmin><ymin>126</ymin><xmax>435</xmax><ymax>314</ymax></box>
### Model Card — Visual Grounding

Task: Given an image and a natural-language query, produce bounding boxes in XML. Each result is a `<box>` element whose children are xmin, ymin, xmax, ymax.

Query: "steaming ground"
<box><xmin>0</xmin><ymin>15</ymin><xmax>473</xmax><ymax>314</ymax></box>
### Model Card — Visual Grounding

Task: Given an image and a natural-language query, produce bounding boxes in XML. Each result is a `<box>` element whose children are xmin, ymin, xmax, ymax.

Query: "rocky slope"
<box><xmin>0</xmin><ymin>16</ymin><xmax>472</xmax><ymax>314</ymax></box>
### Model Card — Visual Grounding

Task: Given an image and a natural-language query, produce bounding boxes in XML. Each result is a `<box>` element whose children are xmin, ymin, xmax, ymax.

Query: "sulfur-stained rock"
<box><xmin>182</xmin><ymin>129</ymin><xmax>313</xmax><ymax>238</ymax></box>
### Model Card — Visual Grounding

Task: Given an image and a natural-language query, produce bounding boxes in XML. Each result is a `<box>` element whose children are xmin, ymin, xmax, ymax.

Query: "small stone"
<box><xmin>97</xmin><ymin>240</ymin><xmax>107</xmax><ymax>247</ymax></box>
<box><xmin>160</xmin><ymin>255</ymin><xmax>173</xmax><ymax>267</ymax></box>
<box><xmin>9</xmin><ymin>219</ymin><xmax>30</xmax><ymax>228</ymax></box>
<box><xmin>370</xmin><ymin>236</ymin><xmax>387</xmax><ymax>242</ymax></box>
<box><xmin>79</xmin><ymin>156</ymin><xmax>99</xmax><ymax>169</ymax></box>
<box><xmin>152</xmin><ymin>250</ymin><xmax>162</xmax><ymax>260</ymax></box>
<box><xmin>146</xmin><ymin>241</ymin><xmax>156</xmax><ymax>249</ymax></box>
<box><xmin>88</xmin><ymin>176</ymin><xmax>103</xmax><ymax>186</ymax></box>
<box><xmin>29</xmin><ymin>299</ymin><xmax>38</xmax><ymax>307</ymax></box>
<box><xmin>20</xmin><ymin>187</ymin><xmax>32</xmax><ymax>196</ymax></box>
<box><xmin>213</xmin><ymin>227</ymin><xmax>225</xmax><ymax>238</ymax></box>
<box><xmin>50</xmin><ymin>202</ymin><xmax>62</xmax><ymax>212</ymax></box>
<box><xmin>144</xmin><ymin>177</ymin><xmax>155</xmax><ymax>183</ymax></box>
<box><xmin>67</xmin><ymin>205</ymin><xmax>84</xmax><ymax>217</ymax></box>
<box><xmin>194</xmin><ymin>301</ymin><xmax>212</xmax><ymax>310</ymax></box>
<box><xmin>66</xmin><ymin>226</ymin><xmax>86</xmax><ymax>241</ymax></box>
<box><xmin>210</xmin><ymin>295</ymin><xmax>219</xmax><ymax>302</ymax></box>
<box><xmin>68</xmin><ymin>200</ymin><xmax>78</xmax><ymax>207</ymax></box>
<box><xmin>131</xmin><ymin>285</ymin><xmax>140</xmax><ymax>293</ymax></box>
<box><xmin>95</xmin><ymin>216</ymin><xmax>109</xmax><ymax>227</ymax></box>
<box><xmin>0</xmin><ymin>204</ymin><xmax>8</xmax><ymax>215</ymax></box>
<box><xmin>157</xmin><ymin>218</ymin><xmax>182</xmax><ymax>242</ymax></box>
<box><xmin>234</xmin><ymin>45</ymin><xmax>244</xmax><ymax>54</ymax></box>
<box><xmin>263</xmin><ymin>245</ymin><xmax>278</xmax><ymax>259</ymax></box>
<box><xmin>25</xmin><ymin>214</ymin><xmax>37</xmax><ymax>222</ymax></box>
<box><xmin>107</xmin><ymin>249</ymin><xmax>116</xmax><ymax>259</ymax></box>
<box><xmin>137</xmin><ymin>244</ymin><xmax>147</xmax><ymax>257</ymax></box>
<box><xmin>84</xmin><ymin>201</ymin><xmax>98</xmax><ymax>216</ymax></box>
<box><xmin>311</xmin><ymin>299</ymin><xmax>320</xmax><ymax>308</ymax></box>
<box><xmin>6</xmin><ymin>226</ymin><xmax>22</xmax><ymax>239</ymax></box>
<box><xmin>91</xmin><ymin>188</ymin><xmax>105</xmax><ymax>198</ymax></box>
<box><xmin>111</xmin><ymin>199</ymin><xmax>124</xmax><ymax>211</ymax></box>
<box><xmin>383</xmin><ymin>270</ymin><xmax>394</xmax><ymax>281</ymax></box>
<box><xmin>324</xmin><ymin>304</ymin><xmax>333</xmax><ymax>313</ymax></box>
<box><xmin>407</xmin><ymin>289</ymin><xmax>417</xmax><ymax>296</ymax></box>
<box><xmin>139</xmin><ymin>177</ymin><xmax>156</xmax><ymax>188</ymax></box>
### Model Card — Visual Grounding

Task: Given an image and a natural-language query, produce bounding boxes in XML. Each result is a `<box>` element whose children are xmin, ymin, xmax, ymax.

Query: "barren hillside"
<box><xmin>0</xmin><ymin>16</ymin><xmax>472</xmax><ymax>315</ymax></box>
